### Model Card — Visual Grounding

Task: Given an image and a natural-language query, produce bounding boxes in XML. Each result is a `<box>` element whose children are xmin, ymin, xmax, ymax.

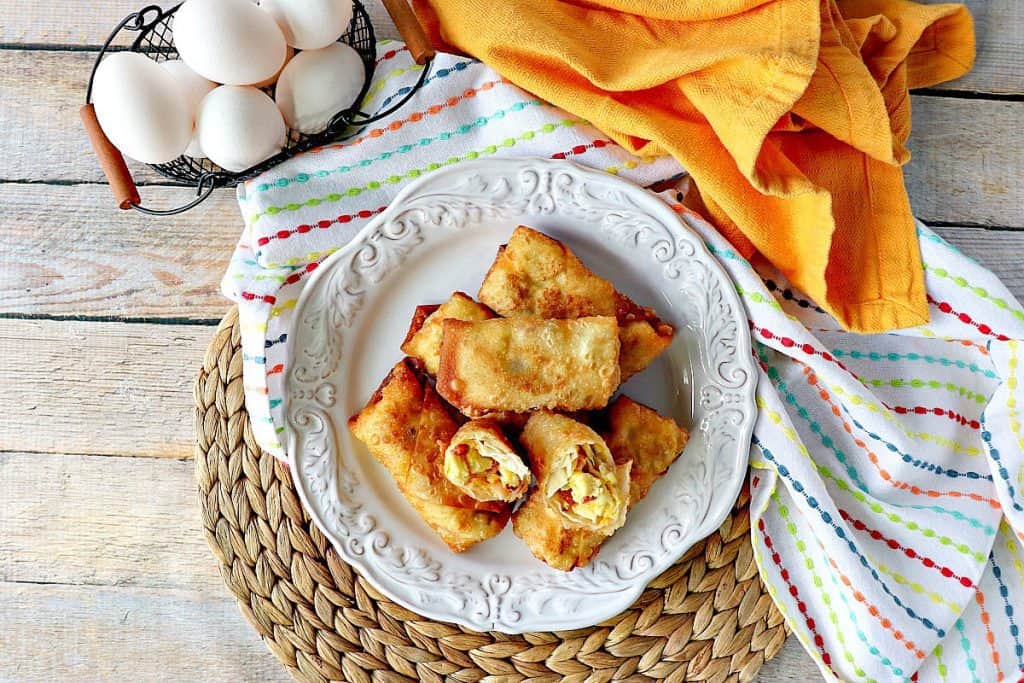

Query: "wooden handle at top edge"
<box><xmin>381</xmin><ymin>0</ymin><xmax>436</xmax><ymax>65</ymax></box>
<box><xmin>80</xmin><ymin>104</ymin><xmax>140</xmax><ymax>211</ymax></box>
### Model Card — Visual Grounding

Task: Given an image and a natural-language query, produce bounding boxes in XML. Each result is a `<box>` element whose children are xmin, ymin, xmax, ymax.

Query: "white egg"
<box><xmin>198</xmin><ymin>86</ymin><xmax>287</xmax><ymax>172</ymax></box>
<box><xmin>260</xmin><ymin>0</ymin><xmax>353</xmax><ymax>50</ymax></box>
<box><xmin>161</xmin><ymin>60</ymin><xmax>216</xmax><ymax>159</ymax></box>
<box><xmin>184</xmin><ymin>136</ymin><xmax>206</xmax><ymax>159</ymax></box>
<box><xmin>275</xmin><ymin>43</ymin><xmax>365</xmax><ymax>134</ymax></box>
<box><xmin>161</xmin><ymin>60</ymin><xmax>216</xmax><ymax>116</ymax></box>
<box><xmin>92</xmin><ymin>52</ymin><xmax>192</xmax><ymax>164</ymax></box>
<box><xmin>251</xmin><ymin>45</ymin><xmax>295</xmax><ymax>89</ymax></box>
<box><xmin>173</xmin><ymin>0</ymin><xmax>288</xmax><ymax>85</ymax></box>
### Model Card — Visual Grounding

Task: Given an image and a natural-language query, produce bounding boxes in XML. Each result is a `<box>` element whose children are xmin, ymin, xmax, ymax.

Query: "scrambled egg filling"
<box><xmin>444</xmin><ymin>438</ymin><xmax>528</xmax><ymax>490</ymax></box>
<box><xmin>546</xmin><ymin>444</ymin><xmax>617</xmax><ymax>524</ymax></box>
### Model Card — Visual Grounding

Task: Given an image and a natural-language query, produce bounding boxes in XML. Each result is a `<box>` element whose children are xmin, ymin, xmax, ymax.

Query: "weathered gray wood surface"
<box><xmin>0</xmin><ymin>0</ymin><xmax>1019</xmax><ymax>680</ymax></box>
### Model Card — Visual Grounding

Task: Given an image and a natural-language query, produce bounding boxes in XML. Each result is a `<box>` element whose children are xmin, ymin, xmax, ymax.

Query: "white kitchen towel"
<box><xmin>224</xmin><ymin>42</ymin><xmax>1024</xmax><ymax>681</ymax></box>
<box><xmin>683</xmin><ymin>209</ymin><xmax>1024</xmax><ymax>682</ymax></box>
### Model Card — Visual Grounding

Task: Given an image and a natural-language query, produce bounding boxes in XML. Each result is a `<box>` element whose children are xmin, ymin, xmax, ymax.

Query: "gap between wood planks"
<box><xmin>2</xmin><ymin>178</ymin><xmax>1023</xmax><ymax>322</ymax></box>
<box><xmin>3</xmin><ymin>47</ymin><xmax>1022</xmax><ymax>207</ymax></box>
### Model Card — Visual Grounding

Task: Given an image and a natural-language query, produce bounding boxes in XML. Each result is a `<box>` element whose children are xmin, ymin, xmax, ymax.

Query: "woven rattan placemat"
<box><xmin>194</xmin><ymin>308</ymin><xmax>787</xmax><ymax>682</ymax></box>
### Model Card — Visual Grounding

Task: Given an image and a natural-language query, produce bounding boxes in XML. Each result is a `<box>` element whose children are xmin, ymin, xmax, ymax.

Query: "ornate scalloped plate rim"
<box><xmin>286</xmin><ymin>157</ymin><xmax>756</xmax><ymax>633</ymax></box>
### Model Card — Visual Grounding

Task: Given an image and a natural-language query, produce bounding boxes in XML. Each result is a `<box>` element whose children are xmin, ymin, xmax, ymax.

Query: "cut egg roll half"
<box><xmin>443</xmin><ymin>419</ymin><xmax>530</xmax><ymax>503</ymax></box>
<box><xmin>521</xmin><ymin>412</ymin><xmax>629</xmax><ymax>534</ymax></box>
<box><xmin>513</xmin><ymin>399</ymin><xmax>687</xmax><ymax>571</ymax></box>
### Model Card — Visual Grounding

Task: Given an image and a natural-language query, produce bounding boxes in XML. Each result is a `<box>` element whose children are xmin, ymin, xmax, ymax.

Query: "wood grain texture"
<box><xmin>0</xmin><ymin>582</ymin><xmax>289</xmax><ymax>683</ymax></box>
<box><xmin>0</xmin><ymin>1</ymin><xmax>1019</xmax><ymax>680</ymax></box>
<box><xmin>0</xmin><ymin>587</ymin><xmax>808</xmax><ymax>682</ymax></box>
<box><xmin>0</xmin><ymin>319</ymin><xmax>211</xmax><ymax>457</ymax></box>
<box><xmin>1</xmin><ymin>0</ymin><xmax>1019</xmax><ymax>95</ymax></box>
<box><xmin>1</xmin><ymin>56</ymin><xmax>1019</xmax><ymax>228</ymax></box>
<box><xmin>0</xmin><ymin>183</ymin><xmax>238</xmax><ymax>318</ymax></box>
<box><xmin>0</xmin><ymin>450</ymin><xmax>287</xmax><ymax>680</ymax></box>
<box><xmin>927</xmin><ymin>227</ymin><xmax>1024</xmax><ymax>284</ymax></box>
<box><xmin>0</xmin><ymin>452</ymin><xmax>221</xmax><ymax>591</ymax></box>
<box><xmin>754</xmin><ymin>639</ymin><xmax>820</xmax><ymax>682</ymax></box>
<box><xmin>906</xmin><ymin>96</ymin><xmax>1024</xmax><ymax>227</ymax></box>
<box><xmin>1</xmin><ymin>49</ymin><xmax>178</xmax><ymax>185</ymax></box>
<box><xmin>923</xmin><ymin>0</ymin><xmax>1024</xmax><ymax>95</ymax></box>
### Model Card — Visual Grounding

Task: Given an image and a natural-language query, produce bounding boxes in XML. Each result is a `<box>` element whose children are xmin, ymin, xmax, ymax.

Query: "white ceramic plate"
<box><xmin>285</xmin><ymin>158</ymin><xmax>756</xmax><ymax>633</ymax></box>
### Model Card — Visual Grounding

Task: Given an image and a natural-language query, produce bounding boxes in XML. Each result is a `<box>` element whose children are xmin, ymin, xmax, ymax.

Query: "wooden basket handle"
<box><xmin>80</xmin><ymin>103</ymin><xmax>141</xmax><ymax>210</ymax></box>
<box><xmin>381</xmin><ymin>0</ymin><xmax>436</xmax><ymax>65</ymax></box>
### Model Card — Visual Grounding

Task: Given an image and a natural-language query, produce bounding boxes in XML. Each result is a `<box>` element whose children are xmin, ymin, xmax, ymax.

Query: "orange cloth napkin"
<box><xmin>411</xmin><ymin>0</ymin><xmax>974</xmax><ymax>332</ymax></box>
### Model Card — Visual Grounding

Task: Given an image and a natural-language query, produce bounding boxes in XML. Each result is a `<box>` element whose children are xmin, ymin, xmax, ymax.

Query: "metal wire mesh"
<box><xmin>130</xmin><ymin>1</ymin><xmax>379</xmax><ymax>187</ymax></box>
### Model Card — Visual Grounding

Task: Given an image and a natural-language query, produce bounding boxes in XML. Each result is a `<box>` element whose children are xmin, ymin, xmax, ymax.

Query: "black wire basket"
<box><xmin>82</xmin><ymin>0</ymin><xmax>434</xmax><ymax>215</ymax></box>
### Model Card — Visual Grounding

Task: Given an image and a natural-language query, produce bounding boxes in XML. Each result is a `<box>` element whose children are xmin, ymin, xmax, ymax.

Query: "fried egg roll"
<box><xmin>513</xmin><ymin>400</ymin><xmax>687</xmax><ymax>571</ymax></box>
<box><xmin>477</xmin><ymin>410</ymin><xmax>532</xmax><ymax>432</ymax></box>
<box><xmin>520</xmin><ymin>412</ymin><xmax>629</xmax><ymax>533</ymax></box>
<box><xmin>443</xmin><ymin>419</ymin><xmax>530</xmax><ymax>503</ymax></box>
<box><xmin>477</xmin><ymin>226</ymin><xmax>674</xmax><ymax>380</ymax></box>
<box><xmin>614</xmin><ymin>293</ymin><xmax>675</xmax><ymax>381</ymax></box>
<box><xmin>603</xmin><ymin>396</ymin><xmax>689</xmax><ymax>506</ymax></box>
<box><xmin>510</xmin><ymin>490</ymin><xmax>607</xmax><ymax>571</ymax></box>
<box><xmin>437</xmin><ymin>316</ymin><xmax>621</xmax><ymax>417</ymax></box>
<box><xmin>400</xmin><ymin>292</ymin><xmax>495</xmax><ymax>376</ymax></box>
<box><xmin>347</xmin><ymin>359</ymin><xmax>509</xmax><ymax>552</ymax></box>
<box><xmin>478</xmin><ymin>226</ymin><xmax>616</xmax><ymax>319</ymax></box>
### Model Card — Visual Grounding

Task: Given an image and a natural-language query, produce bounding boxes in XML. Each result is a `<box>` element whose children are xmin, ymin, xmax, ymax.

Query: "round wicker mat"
<box><xmin>194</xmin><ymin>308</ymin><xmax>787</xmax><ymax>683</ymax></box>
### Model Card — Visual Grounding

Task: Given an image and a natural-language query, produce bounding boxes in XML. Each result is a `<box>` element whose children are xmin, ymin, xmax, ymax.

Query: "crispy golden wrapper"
<box><xmin>478</xmin><ymin>228</ymin><xmax>616</xmax><ymax>319</ymax></box>
<box><xmin>437</xmin><ymin>316</ymin><xmax>621</xmax><ymax>417</ymax></box>
<box><xmin>513</xmin><ymin>400</ymin><xmax>688</xmax><ymax>571</ymax></box>
<box><xmin>614</xmin><ymin>293</ymin><xmax>675</xmax><ymax>381</ymax></box>
<box><xmin>603</xmin><ymin>396</ymin><xmax>689</xmax><ymax>506</ymax></box>
<box><xmin>512</xmin><ymin>412</ymin><xmax>630</xmax><ymax>571</ymax></box>
<box><xmin>510</xmin><ymin>486</ymin><xmax>617</xmax><ymax>571</ymax></box>
<box><xmin>400</xmin><ymin>292</ymin><xmax>495</xmax><ymax>376</ymax></box>
<box><xmin>443</xmin><ymin>419</ymin><xmax>530</xmax><ymax>503</ymax></box>
<box><xmin>477</xmin><ymin>226</ymin><xmax>674</xmax><ymax>380</ymax></box>
<box><xmin>347</xmin><ymin>359</ymin><xmax>509</xmax><ymax>552</ymax></box>
<box><xmin>477</xmin><ymin>410</ymin><xmax>532</xmax><ymax>432</ymax></box>
<box><xmin>519</xmin><ymin>412</ymin><xmax>629</xmax><ymax>533</ymax></box>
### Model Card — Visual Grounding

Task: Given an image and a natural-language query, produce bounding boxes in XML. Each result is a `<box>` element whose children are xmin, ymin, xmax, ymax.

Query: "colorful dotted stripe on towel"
<box><xmin>752</xmin><ymin>436</ymin><xmax>950</xmax><ymax>637</ymax></box>
<box><xmin>772</xmin><ymin>491</ymin><xmax>884</xmax><ymax>681</ymax></box>
<box><xmin>252</xmin><ymin>99</ymin><xmax>547</xmax><ymax>196</ymax></box>
<box><xmin>757</xmin><ymin>349</ymin><xmax>998</xmax><ymax>519</ymax></box>
<box><xmin>929</xmin><ymin>295</ymin><xmax>1011</xmax><ymax>341</ymax></box>
<box><xmin>249</xmin><ymin>120</ymin><xmax>586</xmax><ymax>221</ymax></box>
<box><xmin>926</xmin><ymin>264</ymin><xmax>1024</xmax><ymax>322</ymax></box>
<box><xmin>760</xmin><ymin>516</ymin><xmax>842</xmax><ymax>678</ymax></box>
<box><xmin>265</xmin><ymin>78</ymin><xmax>513</xmax><ymax>167</ymax></box>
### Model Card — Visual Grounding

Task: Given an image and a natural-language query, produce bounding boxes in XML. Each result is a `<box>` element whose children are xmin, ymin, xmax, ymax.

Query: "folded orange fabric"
<box><xmin>411</xmin><ymin>0</ymin><xmax>974</xmax><ymax>332</ymax></box>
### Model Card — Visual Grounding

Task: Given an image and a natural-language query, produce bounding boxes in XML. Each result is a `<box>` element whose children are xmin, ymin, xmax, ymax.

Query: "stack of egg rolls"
<box><xmin>347</xmin><ymin>226</ymin><xmax>688</xmax><ymax>569</ymax></box>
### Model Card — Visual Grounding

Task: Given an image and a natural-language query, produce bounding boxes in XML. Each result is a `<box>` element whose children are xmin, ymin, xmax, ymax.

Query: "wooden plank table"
<box><xmin>0</xmin><ymin>1</ymin><xmax>1019</xmax><ymax>680</ymax></box>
